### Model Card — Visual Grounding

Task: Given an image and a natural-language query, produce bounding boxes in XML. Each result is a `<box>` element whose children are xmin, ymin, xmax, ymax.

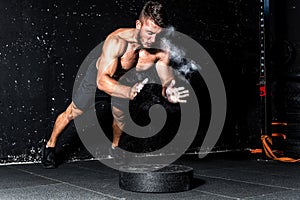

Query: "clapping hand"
<box><xmin>165</xmin><ymin>80</ymin><xmax>189</xmax><ymax>103</ymax></box>
<box><xmin>130</xmin><ymin>78</ymin><xmax>149</xmax><ymax>99</ymax></box>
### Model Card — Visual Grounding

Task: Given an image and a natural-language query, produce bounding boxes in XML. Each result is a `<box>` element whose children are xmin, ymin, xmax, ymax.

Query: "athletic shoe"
<box><xmin>41</xmin><ymin>143</ymin><xmax>56</xmax><ymax>169</ymax></box>
<box><xmin>109</xmin><ymin>146</ymin><xmax>126</xmax><ymax>165</ymax></box>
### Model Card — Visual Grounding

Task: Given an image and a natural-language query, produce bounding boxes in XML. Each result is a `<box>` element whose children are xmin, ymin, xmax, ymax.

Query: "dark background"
<box><xmin>1</xmin><ymin>0</ymin><xmax>298</xmax><ymax>163</ymax></box>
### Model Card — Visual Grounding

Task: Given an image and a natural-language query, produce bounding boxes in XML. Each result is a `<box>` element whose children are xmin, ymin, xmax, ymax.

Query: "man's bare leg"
<box><xmin>112</xmin><ymin>119</ymin><xmax>123</xmax><ymax>148</ymax></box>
<box><xmin>110</xmin><ymin>106</ymin><xmax>127</xmax><ymax>165</ymax></box>
<box><xmin>111</xmin><ymin>106</ymin><xmax>125</xmax><ymax>148</ymax></box>
<box><xmin>42</xmin><ymin>102</ymin><xmax>83</xmax><ymax>168</ymax></box>
<box><xmin>47</xmin><ymin>102</ymin><xmax>83</xmax><ymax>147</ymax></box>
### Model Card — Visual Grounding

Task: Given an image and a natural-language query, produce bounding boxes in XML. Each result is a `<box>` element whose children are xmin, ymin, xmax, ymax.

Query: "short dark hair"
<box><xmin>139</xmin><ymin>1</ymin><xmax>169</xmax><ymax>28</ymax></box>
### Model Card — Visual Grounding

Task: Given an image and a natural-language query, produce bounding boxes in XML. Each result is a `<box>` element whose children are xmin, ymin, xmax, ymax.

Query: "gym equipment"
<box><xmin>119</xmin><ymin>164</ymin><xmax>193</xmax><ymax>193</ymax></box>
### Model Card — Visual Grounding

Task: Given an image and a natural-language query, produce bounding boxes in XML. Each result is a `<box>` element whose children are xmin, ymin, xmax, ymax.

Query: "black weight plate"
<box><xmin>119</xmin><ymin>164</ymin><xmax>193</xmax><ymax>193</ymax></box>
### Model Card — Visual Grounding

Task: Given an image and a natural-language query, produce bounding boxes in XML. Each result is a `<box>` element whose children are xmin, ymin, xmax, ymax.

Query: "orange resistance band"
<box><xmin>261</xmin><ymin>135</ymin><xmax>300</xmax><ymax>162</ymax></box>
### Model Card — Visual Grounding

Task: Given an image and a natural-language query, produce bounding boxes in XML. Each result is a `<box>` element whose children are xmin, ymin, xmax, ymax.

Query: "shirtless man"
<box><xmin>42</xmin><ymin>1</ymin><xmax>189</xmax><ymax>168</ymax></box>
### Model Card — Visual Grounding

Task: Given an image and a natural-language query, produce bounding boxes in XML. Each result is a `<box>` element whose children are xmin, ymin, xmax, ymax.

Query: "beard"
<box><xmin>138</xmin><ymin>31</ymin><xmax>152</xmax><ymax>48</ymax></box>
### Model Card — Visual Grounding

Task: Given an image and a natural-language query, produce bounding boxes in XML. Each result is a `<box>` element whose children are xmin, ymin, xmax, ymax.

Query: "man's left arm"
<box><xmin>155</xmin><ymin>52</ymin><xmax>189</xmax><ymax>103</ymax></box>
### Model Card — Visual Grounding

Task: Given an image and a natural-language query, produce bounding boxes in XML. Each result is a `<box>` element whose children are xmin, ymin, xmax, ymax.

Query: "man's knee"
<box><xmin>112</xmin><ymin>107</ymin><xmax>126</xmax><ymax>130</ymax></box>
<box><xmin>113</xmin><ymin>118</ymin><xmax>125</xmax><ymax>130</ymax></box>
<box><xmin>65</xmin><ymin>102</ymin><xmax>83</xmax><ymax>122</ymax></box>
<box><xmin>112</xmin><ymin>107</ymin><xmax>125</xmax><ymax>120</ymax></box>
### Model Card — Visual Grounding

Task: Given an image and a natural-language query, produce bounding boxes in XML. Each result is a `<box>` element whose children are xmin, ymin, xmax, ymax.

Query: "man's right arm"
<box><xmin>96</xmin><ymin>36</ymin><xmax>133</xmax><ymax>99</ymax></box>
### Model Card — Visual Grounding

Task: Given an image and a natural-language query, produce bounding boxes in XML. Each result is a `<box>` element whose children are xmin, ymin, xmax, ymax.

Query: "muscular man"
<box><xmin>42</xmin><ymin>1</ymin><xmax>189</xmax><ymax>168</ymax></box>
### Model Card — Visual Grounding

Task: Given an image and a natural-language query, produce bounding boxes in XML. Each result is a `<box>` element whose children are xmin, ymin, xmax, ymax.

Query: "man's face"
<box><xmin>136</xmin><ymin>18</ymin><xmax>162</xmax><ymax>48</ymax></box>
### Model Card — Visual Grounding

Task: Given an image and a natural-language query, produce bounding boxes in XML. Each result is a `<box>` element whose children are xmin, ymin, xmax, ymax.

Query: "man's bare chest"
<box><xmin>120</xmin><ymin>45</ymin><xmax>158</xmax><ymax>71</ymax></box>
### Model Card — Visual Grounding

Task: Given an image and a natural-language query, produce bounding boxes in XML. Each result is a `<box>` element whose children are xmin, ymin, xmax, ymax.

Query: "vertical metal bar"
<box><xmin>259</xmin><ymin>0</ymin><xmax>272</xmax><ymax>159</ymax></box>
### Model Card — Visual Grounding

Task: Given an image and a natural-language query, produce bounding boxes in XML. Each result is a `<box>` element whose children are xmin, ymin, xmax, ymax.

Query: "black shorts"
<box><xmin>73</xmin><ymin>59</ymin><xmax>109</xmax><ymax>110</ymax></box>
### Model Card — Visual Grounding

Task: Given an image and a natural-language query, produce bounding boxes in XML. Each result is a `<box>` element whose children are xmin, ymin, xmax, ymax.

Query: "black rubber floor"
<box><xmin>1</xmin><ymin>153</ymin><xmax>300</xmax><ymax>200</ymax></box>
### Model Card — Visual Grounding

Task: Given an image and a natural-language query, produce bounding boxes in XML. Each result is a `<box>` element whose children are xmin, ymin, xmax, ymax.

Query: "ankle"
<box><xmin>112</xmin><ymin>143</ymin><xmax>118</xmax><ymax>148</ymax></box>
<box><xmin>46</xmin><ymin>140</ymin><xmax>56</xmax><ymax>148</ymax></box>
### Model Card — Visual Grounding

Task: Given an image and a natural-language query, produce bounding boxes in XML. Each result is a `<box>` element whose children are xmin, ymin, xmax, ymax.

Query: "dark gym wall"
<box><xmin>0</xmin><ymin>0</ymin><xmax>260</xmax><ymax>162</ymax></box>
<box><xmin>271</xmin><ymin>0</ymin><xmax>300</xmax><ymax>157</ymax></box>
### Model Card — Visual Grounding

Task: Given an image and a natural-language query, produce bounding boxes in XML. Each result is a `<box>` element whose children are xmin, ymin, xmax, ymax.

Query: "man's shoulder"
<box><xmin>103</xmin><ymin>29</ymin><xmax>134</xmax><ymax>56</ymax></box>
<box><xmin>108</xmin><ymin>28</ymin><xmax>135</xmax><ymax>40</ymax></box>
<box><xmin>104</xmin><ymin>33</ymin><xmax>127</xmax><ymax>49</ymax></box>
